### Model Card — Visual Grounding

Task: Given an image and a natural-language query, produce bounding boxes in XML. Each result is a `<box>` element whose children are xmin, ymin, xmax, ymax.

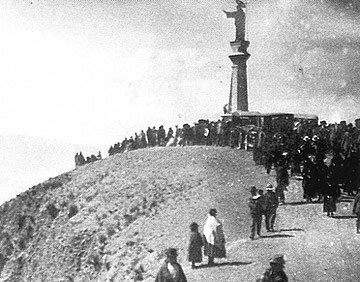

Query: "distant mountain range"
<box><xmin>0</xmin><ymin>135</ymin><xmax>98</xmax><ymax>204</ymax></box>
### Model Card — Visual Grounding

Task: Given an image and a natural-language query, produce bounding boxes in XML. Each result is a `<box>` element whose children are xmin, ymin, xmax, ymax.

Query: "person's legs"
<box><xmin>270</xmin><ymin>210</ymin><xmax>277</xmax><ymax>231</ymax></box>
<box><xmin>250</xmin><ymin>217</ymin><xmax>256</xmax><ymax>239</ymax></box>
<box><xmin>208</xmin><ymin>256</ymin><xmax>214</xmax><ymax>265</ymax></box>
<box><xmin>208</xmin><ymin>244</ymin><xmax>215</xmax><ymax>265</ymax></box>
<box><xmin>265</xmin><ymin>212</ymin><xmax>271</xmax><ymax>231</ymax></box>
<box><xmin>278</xmin><ymin>188</ymin><xmax>285</xmax><ymax>203</ymax></box>
<box><xmin>256</xmin><ymin>215</ymin><xmax>262</xmax><ymax>236</ymax></box>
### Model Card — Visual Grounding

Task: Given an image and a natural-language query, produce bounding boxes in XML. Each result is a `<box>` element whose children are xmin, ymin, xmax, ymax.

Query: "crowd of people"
<box><xmin>73</xmin><ymin>115</ymin><xmax>360</xmax><ymax>280</ymax></box>
<box><xmin>74</xmin><ymin>151</ymin><xmax>102</xmax><ymax>167</ymax></box>
<box><xmin>107</xmin><ymin>120</ymin><xmax>220</xmax><ymax>156</ymax></box>
<box><xmin>104</xmin><ymin>117</ymin><xmax>360</xmax><ymax>207</ymax></box>
<box><xmin>151</xmin><ymin>118</ymin><xmax>360</xmax><ymax>282</ymax></box>
<box><xmin>254</xmin><ymin>120</ymin><xmax>360</xmax><ymax>205</ymax></box>
<box><xmin>107</xmin><ymin>117</ymin><xmax>264</xmax><ymax>157</ymax></box>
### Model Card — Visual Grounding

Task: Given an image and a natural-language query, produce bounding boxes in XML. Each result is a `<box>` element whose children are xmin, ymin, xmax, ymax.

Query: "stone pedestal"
<box><xmin>228</xmin><ymin>40</ymin><xmax>250</xmax><ymax>112</ymax></box>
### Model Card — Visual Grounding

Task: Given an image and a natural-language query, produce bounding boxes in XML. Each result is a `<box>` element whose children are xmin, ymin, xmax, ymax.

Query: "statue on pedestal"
<box><xmin>223</xmin><ymin>0</ymin><xmax>246</xmax><ymax>42</ymax></box>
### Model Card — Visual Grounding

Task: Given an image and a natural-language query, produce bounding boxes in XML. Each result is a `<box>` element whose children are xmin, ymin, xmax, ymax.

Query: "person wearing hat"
<box><xmin>248</xmin><ymin>186</ymin><xmax>263</xmax><ymax>240</ymax></box>
<box><xmin>257</xmin><ymin>254</ymin><xmax>288</xmax><ymax>282</ymax></box>
<box><xmin>203</xmin><ymin>208</ymin><xmax>226</xmax><ymax>265</ymax></box>
<box><xmin>264</xmin><ymin>184</ymin><xmax>279</xmax><ymax>232</ymax></box>
<box><xmin>155</xmin><ymin>248</ymin><xmax>187</xmax><ymax>282</ymax></box>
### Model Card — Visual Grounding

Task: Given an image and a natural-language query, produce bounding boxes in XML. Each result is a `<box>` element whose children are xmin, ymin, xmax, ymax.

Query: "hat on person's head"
<box><xmin>270</xmin><ymin>254</ymin><xmax>285</xmax><ymax>265</ymax></box>
<box><xmin>209</xmin><ymin>208</ymin><xmax>217</xmax><ymax>216</ymax></box>
<box><xmin>266</xmin><ymin>184</ymin><xmax>273</xmax><ymax>191</ymax></box>
<box><xmin>312</xmin><ymin>135</ymin><xmax>319</xmax><ymax>142</ymax></box>
<box><xmin>189</xmin><ymin>222</ymin><xmax>199</xmax><ymax>231</ymax></box>
<box><xmin>249</xmin><ymin>186</ymin><xmax>257</xmax><ymax>193</ymax></box>
<box><xmin>165</xmin><ymin>248</ymin><xmax>178</xmax><ymax>258</ymax></box>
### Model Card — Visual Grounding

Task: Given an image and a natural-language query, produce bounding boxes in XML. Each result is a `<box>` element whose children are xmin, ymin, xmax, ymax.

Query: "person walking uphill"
<box><xmin>203</xmin><ymin>209</ymin><xmax>226</xmax><ymax>266</ymax></box>
<box><xmin>264</xmin><ymin>184</ymin><xmax>279</xmax><ymax>232</ymax></box>
<box><xmin>187</xmin><ymin>222</ymin><xmax>204</xmax><ymax>268</ymax></box>
<box><xmin>248</xmin><ymin>186</ymin><xmax>263</xmax><ymax>240</ymax></box>
<box><xmin>155</xmin><ymin>248</ymin><xmax>187</xmax><ymax>282</ymax></box>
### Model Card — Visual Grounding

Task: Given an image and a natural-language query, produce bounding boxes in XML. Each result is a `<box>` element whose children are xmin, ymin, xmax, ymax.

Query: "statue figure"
<box><xmin>223</xmin><ymin>0</ymin><xmax>246</xmax><ymax>42</ymax></box>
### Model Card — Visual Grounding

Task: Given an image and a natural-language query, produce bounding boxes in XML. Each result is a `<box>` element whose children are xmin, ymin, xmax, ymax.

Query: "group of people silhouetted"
<box><xmin>74</xmin><ymin>151</ymin><xmax>102</xmax><ymax>167</ymax></box>
<box><xmin>257</xmin><ymin>119</ymin><xmax>360</xmax><ymax>206</ymax></box>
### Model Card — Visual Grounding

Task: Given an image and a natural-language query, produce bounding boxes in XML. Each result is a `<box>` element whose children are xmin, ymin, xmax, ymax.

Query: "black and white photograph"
<box><xmin>1</xmin><ymin>0</ymin><xmax>360</xmax><ymax>281</ymax></box>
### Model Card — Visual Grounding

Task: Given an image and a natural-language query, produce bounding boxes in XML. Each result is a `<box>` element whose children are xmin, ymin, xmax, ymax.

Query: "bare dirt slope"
<box><xmin>0</xmin><ymin>146</ymin><xmax>359</xmax><ymax>281</ymax></box>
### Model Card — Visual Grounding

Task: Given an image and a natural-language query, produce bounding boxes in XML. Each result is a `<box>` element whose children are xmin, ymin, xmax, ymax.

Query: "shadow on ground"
<box><xmin>331</xmin><ymin>215</ymin><xmax>356</xmax><ymax>219</ymax></box>
<box><xmin>285</xmin><ymin>201</ymin><xmax>322</xmax><ymax>206</ymax></box>
<box><xmin>261</xmin><ymin>234</ymin><xmax>295</xmax><ymax>239</ymax></box>
<box><xmin>195</xmin><ymin>261</ymin><xmax>252</xmax><ymax>269</ymax></box>
<box><xmin>279</xmin><ymin>228</ymin><xmax>304</xmax><ymax>232</ymax></box>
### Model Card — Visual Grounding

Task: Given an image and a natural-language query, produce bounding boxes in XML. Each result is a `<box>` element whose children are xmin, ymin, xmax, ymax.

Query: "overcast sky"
<box><xmin>1</xmin><ymin>0</ymin><xmax>360</xmax><ymax>148</ymax></box>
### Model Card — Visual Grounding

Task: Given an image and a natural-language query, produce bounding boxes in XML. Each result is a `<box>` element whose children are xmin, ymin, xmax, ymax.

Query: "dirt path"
<box><xmin>185</xmin><ymin>174</ymin><xmax>360</xmax><ymax>282</ymax></box>
<box><xmin>3</xmin><ymin>146</ymin><xmax>359</xmax><ymax>281</ymax></box>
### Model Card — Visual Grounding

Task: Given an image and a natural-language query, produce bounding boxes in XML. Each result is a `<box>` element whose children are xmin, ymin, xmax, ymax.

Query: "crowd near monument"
<box><xmin>71</xmin><ymin>1</ymin><xmax>360</xmax><ymax>281</ymax></box>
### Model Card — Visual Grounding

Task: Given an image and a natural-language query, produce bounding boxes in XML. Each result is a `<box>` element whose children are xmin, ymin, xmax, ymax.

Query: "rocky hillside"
<box><xmin>0</xmin><ymin>146</ymin><xmax>261</xmax><ymax>281</ymax></box>
<box><xmin>2</xmin><ymin>146</ymin><xmax>360</xmax><ymax>282</ymax></box>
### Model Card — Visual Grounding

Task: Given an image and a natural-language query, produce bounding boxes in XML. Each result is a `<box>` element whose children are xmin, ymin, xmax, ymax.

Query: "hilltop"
<box><xmin>0</xmin><ymin>146</ymin><xmax>359</xmax><ymax>281</ymax></box>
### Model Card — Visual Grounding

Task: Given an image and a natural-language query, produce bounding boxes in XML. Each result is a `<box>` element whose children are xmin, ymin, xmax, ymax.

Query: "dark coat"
<box><xmin>155</xmin><ymin>261</ymin><xmax>187</xmax><ymax>282</ymax></box>
<box><xmin>258</xmin><ymin>195</ymin><xmax>267</xmax><ymax>215</ymax></box>
<box><xmin>187</xmin><ymin>231</ymin><xmax>204</xmax><ymax>262</ymax></box>
<box><xmin>275</xmin><ymin>165</ymin><xmax>289</xmax><ymax>188</ymax></box>
<box><xmin>353</xmin><ymin>192</ymin><xmax>360</xmax><ymax>215</ymax></box>
<box><xmin>323</xmin><ymin>195</ymin><xmax>336</xmax><ymax>213</ymax></box>
<box><xmin>264</xmin><ymin>191</ymin><xmax>279</xmax><ymax>212</ymax></box>
<box><xmin>248</xmin><ymin>196</ymin><xmax>262</xmax><ymax>217</ymax></box>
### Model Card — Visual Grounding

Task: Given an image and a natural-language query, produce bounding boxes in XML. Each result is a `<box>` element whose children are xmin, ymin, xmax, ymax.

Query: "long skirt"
<box><xmin>204</xmin><ymin>243</ymin><xmax>226</xmax><ymax>258</ymax></box>
<box><xmin>188</xmin><ymin>246</ymin><xmax>202</xmax><ymax>262</ymax></box>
